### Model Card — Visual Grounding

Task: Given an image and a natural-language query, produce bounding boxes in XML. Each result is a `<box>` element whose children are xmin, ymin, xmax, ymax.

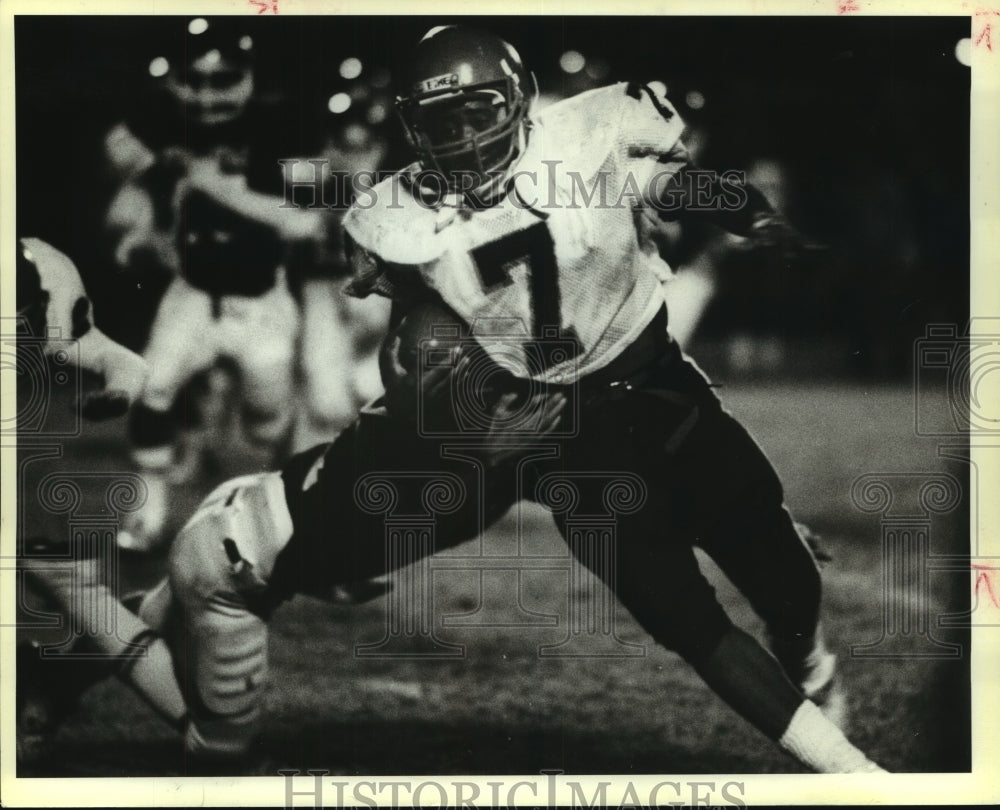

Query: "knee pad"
<box><xmin>181</xmin><ymin>603</ymin><xmax>268</xmax><ymax>759</ymax></box>
<box><xmin>170</xmin><ymin>472</ymin><xmax>293</xmax><ymax>607</ymax></box>
<box><xmin>168</xmin><ymin>472</ymin><xmax>293</xmax><ymax>757</ymax></box>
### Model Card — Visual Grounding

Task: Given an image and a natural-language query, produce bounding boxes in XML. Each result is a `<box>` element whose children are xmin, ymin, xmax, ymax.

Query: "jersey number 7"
<box><xmin>470</xmin><ymin>220</ymin><xmax>581</xmax><ymax>373</ymax></box>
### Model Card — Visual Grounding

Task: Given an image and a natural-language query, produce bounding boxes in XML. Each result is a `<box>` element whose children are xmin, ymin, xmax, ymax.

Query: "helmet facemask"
<box><xmin>398</xmin><ymin>75</ymin><xmax>527</xmax><ymax>202</ymax></box>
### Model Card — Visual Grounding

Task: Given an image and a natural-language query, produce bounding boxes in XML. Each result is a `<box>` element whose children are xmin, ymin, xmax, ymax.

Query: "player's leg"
<box><xmin>226</xmin><ymin>271</ymin><xmax>299</xmax><ymax>458</ymax></box>
<box><xmin>123</xmin><ymin>277</ymin><xmax>216</xmax><ymax>550</ymax></box>
<box><xmin>622</xmin><ymin>329</ymin><xmax>836</xmax><ymax>713</ymax></box>
<box><xmin>19</xmin><ymin>469</ymin><xmax>295</xmax><ymax>762</ymax></box>
<box><xmin>542</xmin><ymin>474</ymin><xmax>880</xmax><ymax>773</ymax></box>
<box><xmin>679</xmin><ymin>402</ymin><xmax>843</xmax><ymax>722</ymax></box>
<box><xmin>165</xmin><ymin>470</ymin><xmax>294</xmax><ymax>757</ymax></box>
<box><xmin>270</xmin><ymin>407</ymin><xmax>519</xmax><ymax>602</ymax></box>
<box><xmin>18</xmin><ymin>549</ymin><xmax>188</xmax><ymax>761</ymax></box>
<box><xmin>543</xmin><ymin>348</ymin><xmax>880</xmax><ymax>771</ymax></box>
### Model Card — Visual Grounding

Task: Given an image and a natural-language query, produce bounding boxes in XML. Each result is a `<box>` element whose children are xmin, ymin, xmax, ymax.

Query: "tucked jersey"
<box><xmin>343</xmin><ymin>82</ymin><xmax>688</xmax><ymax>383</ymax></box>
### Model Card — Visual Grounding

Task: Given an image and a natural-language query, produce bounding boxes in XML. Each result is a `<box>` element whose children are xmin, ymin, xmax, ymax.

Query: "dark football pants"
<box><xmin>534</xmin><ymin>310</ymin><xmax>822</xmax><ymax>663</ymax></box>
<box><xmin>272</xmin><ymin>309</ymin><xmax>822</xmax><ymax>665</ymax></box>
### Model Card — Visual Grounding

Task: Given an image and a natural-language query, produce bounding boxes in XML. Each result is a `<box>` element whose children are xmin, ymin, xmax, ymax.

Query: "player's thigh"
<box><xmin>225</xmin><ymin>280</ymin><xmax>300</xmax><ymax>413</ymax></box>
<box><xmin>675</xmin><ymin>404</ymin><xmax>822</xmax><ymax>627</ymax></box>
<box><xmin>271</xmin><ymin>412</ymin><xmax>517</xmax><ymax>600</ymax></box>
<box><xmin>551</xmin><ymin>499</ymin><xmax>733</xmax><ymax>664</ymax></box>
<box><xmin>299</xmin><ymin>278</ymin><xmax>357</xmax><ymax>415</ymax></box>
<box><xmin>142</xmin><ymin>278</ymin><xmax>216</xmax><ymax>409</ymax></box>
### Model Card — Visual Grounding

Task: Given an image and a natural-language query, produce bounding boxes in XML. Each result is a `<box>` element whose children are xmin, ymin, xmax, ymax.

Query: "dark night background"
<box><xmin>16</xmin><ymin>15</ymin><xmax>970</xmax><ymax>380</ymax></box>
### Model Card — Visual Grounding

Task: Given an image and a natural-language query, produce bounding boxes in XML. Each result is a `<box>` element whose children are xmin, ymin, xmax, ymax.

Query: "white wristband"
<box><xmin>779</xmin><ymin>700</ymin><xmax>886</xmax><ymax>773</ymax></box>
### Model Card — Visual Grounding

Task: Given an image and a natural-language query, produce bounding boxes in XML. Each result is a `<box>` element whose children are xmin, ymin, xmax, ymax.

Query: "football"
<box><xmin>378</xmin><ymin>300</ymin><xmax>470</xmax><ymax>423</ymax></box>
<box><xmin>380</xmin><ymin>299</ymin><xmax>468</xmax><ymax>378</ymax></box>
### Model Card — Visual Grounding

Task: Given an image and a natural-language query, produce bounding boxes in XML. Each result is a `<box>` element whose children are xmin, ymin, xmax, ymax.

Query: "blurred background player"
<box><xmin>288</xmin><ymin>57</ymin><xmax>395</xmax><ymax>452</ymax></box>
<box><xmin>103</xmin><ymin>18</ymin><xmax>325</xmax><ymax>551</ymax></box>
<box><xmin>16</xmin><ymin>237</ymin><xmax>147</xmax><ymax>420</ymax></box>
<box><xmin>15</xmin><ymin>236</ymin><xmax>149</xmax><ymax>762</ymax></box>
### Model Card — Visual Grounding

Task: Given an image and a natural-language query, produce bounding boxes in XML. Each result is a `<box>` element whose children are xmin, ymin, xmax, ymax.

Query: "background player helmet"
<box><xmin>150</xmin><ymin>17</ymin><xmax>255</xmax><ymax>128</ymax></box>
<box><xmin>396</xmin><ymin>26</ymin><xmax>531</xmax><ymax>194</ymax></box>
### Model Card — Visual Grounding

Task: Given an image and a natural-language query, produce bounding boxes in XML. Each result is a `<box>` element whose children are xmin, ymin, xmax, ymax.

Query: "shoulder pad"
<box><xmin>529</xmin><ymin>84</ymin><xmax>629</xmax><ymax>181</ymax></box>
<box><xmin>621</xmin><ymin>81</ymin><xmax>686</xmax><ymax>157</ymax></box>
<box><xmin>343</xmin><ymin>166</ymin><xmax>451</xmax><ymax>266</ymax></box>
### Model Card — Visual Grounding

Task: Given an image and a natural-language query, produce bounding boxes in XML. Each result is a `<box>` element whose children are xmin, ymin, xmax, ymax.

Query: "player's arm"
<box><xmin>651</xmin><ymin>158</ymin><xmax>804</xmax><ymax>250</ymax></box>
<box><xmin>75</xmin><ymin>326</ymin><xmax>148</xmax><ymax>420</ymax></box>
<box><xmin>103</xmin><ymin>121</ymin><xmax>156</xmax><ymax>183</ymax></box>
<box><xmin>625</xmin><ymin>82</ymin><xmax>808</xmax><ymax>255</ymax></box>
<box><xmin>184</xmin><ymin>154</ymin><xmax>326</xmax><ymax>242</ymax></box>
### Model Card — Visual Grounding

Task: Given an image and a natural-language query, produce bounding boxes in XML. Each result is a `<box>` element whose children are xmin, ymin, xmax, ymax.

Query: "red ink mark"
<box><xmin>837</xmin><ymin>0</ymin><xmax>860</xmax><ymax>13</ymax></box>
<box><xmin>972</xmin><ymin>564</ymin><xmax>1000</xmax><ymax>609</ymax></box>
<box><xmin>975</xmin><ymin>24</ymin><xmax>993</xmax><ymax>50</ymax></box>
<box><xmin>974</xmin><ymin>8</ymin><xmax>1000</xmax><ymax>50</ymax></box>
<box><xmin>248</xmin><ymin>0</ymin><xmax>279</xmax><ymax>13</ymax></box>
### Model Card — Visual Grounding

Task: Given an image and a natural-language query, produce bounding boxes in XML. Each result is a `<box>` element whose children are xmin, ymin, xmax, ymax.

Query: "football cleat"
<box><xmin>799</xmin><ymin>652</ymin><xmax>849</xmax><ymax>733</ymax></box>
<box><xmin>770</xmin><ymin>629</ymin><xmax>849</xmax><ymax>733</ymax></box>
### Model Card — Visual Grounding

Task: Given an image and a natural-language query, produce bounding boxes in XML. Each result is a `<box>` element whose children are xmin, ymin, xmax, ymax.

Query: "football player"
<box><xmin>108</xmin><ymin>18</ymin><xmax>324</xmax><ymax>551</ymax></box>
<box><xmin>333</xmin><ymin>26</ymin><xmax>884</xmax><ymax>773</ymax></box>
<box><xmin>16</xmin><ymin>237</ymin><xmax>147</xmax><ymax>419</ymax></box>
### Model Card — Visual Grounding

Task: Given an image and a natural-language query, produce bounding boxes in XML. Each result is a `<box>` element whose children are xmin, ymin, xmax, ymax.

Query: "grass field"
<box><xmin>15</xmin><ymin>380</ymin><xmax>972</xmax><ymax>777</ymax></box>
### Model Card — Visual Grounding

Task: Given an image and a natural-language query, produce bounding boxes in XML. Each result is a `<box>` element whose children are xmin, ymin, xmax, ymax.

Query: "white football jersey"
<box><xmin>344</xmin><ymin>82</ymin><xmax>688</xmax><ymax>383</ymax></box>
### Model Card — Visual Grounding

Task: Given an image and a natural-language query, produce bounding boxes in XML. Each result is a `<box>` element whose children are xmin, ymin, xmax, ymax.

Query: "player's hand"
<box><xmin>381</xmin><ymin>338</ymin><xmax>457</xmax><ymax>424</ymax></box>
